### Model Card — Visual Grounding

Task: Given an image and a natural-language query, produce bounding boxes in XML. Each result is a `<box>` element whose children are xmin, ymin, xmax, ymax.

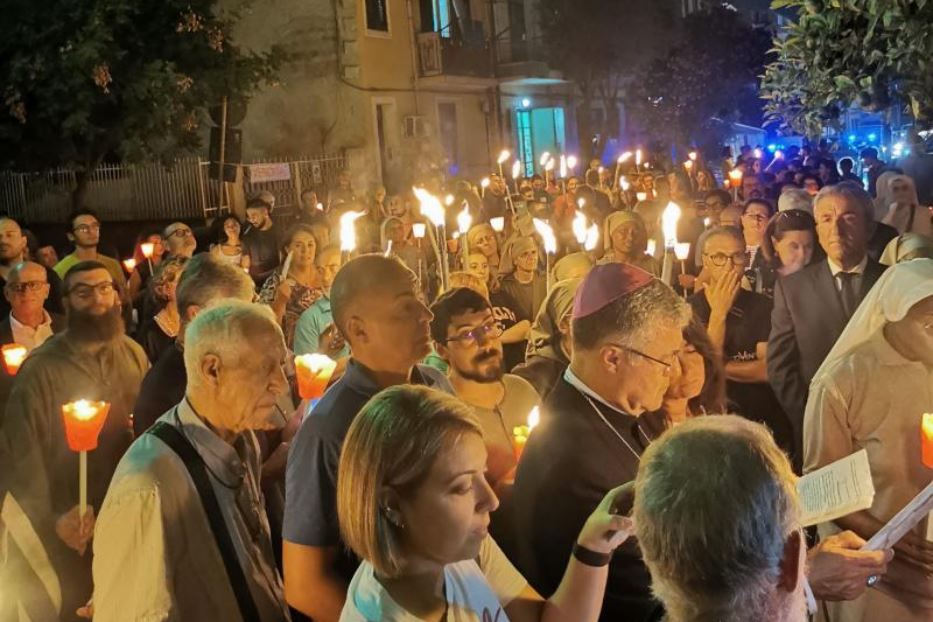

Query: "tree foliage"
<box><xmin>0</xmin><ymin>0</ymin><xmax>284</xmax><ymax>204</ymax></box>
<box><xmin>761</xmin><ymin>0</ymin><xmax>933</xmax><ymax>138</ymax></box>
<box><xmin>624</xmin><ymin>5</ymin><xmax>773</xmax><ymax>151</ymax></box>
<box><xmin>537</xmin><ymin>0</ymin><xmax>676</xmax><ymax>159</ymax></box>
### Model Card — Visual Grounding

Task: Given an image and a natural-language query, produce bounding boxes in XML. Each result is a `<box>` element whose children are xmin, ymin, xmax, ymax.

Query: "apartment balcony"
<box><xmin>495</xmin><ymin>37</ymin><xmax>565</xmax><ymax>86</ymax></box>
<box><xmin>417</xmin><ymin>32</ymin><xmax>494</xmax><ymax>80</ymax></box>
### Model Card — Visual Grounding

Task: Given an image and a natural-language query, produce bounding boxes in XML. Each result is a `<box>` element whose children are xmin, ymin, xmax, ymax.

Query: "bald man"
<box><xmin>0</xmin><ymin>218</ymin><xmax>64</xmax><ymax>316</ymax></box>
<box><xmin>283</xmin><ymin>254</ymin><xmax>452</xmax><ymax>621</ymax></box>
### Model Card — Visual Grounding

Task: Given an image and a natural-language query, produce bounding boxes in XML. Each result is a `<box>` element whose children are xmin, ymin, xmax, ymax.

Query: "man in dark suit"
<box><xmin>768</xmin><ymin>182</ymin><xmax>886</xmax><ymax>467</ymax></box>
<box><xmin>0</xmin><ymin>261</ymin><xmax>65</xmax><ymax>412</ymax></box>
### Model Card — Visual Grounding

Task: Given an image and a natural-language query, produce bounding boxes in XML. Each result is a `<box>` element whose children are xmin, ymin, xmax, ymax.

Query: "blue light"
<box><xmin>521</xmin><ymin>98</ymin><xmax>531</xmax><ymax>109</ymax></box>
<box><xmin>767</xmin><ymin>144</ymin><xmax>777</xmax><ymax>152</ymax></box>
<box><xmin>868</xmin><ymin>133</ymin><xmax>877</xmax><ymax>142</ymax></box>
<box><xmin>848</xmin><ymin>134</ymin><xmax>857</xmax><ymax>142</ymax></box>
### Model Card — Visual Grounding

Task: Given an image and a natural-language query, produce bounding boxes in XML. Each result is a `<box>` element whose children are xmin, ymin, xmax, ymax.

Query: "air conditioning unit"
<box><xmin>403</xmin><ymin>115</ymin><xmax>429</xmax><ymax>138</ymax></box>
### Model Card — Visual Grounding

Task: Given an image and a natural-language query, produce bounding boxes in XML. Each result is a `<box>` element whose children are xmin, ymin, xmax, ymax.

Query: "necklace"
<box><xmin>579</xmin><ymin>393</ymin><xmax>649</xmax><ymax>463</ymax></box>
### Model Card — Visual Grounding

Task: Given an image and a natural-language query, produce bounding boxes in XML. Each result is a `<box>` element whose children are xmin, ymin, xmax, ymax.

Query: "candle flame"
<box><xmin>662</xmin><ymin>202</ymin><xmax>682</xmax><ymax>246</ymax></box>
<box><xmin>457</xmin><ymin>206</ymin><xmax>472</xmax><ymax>234</ymax></box>
<box><xmin>412</xmin><ymin>187</ymin><xmax>446</xmax><ymax>227</ymax></box>
<box><xmin>532</xmin><ymin>219</ymin><xmax>557</xmax><ymax>254</ymax></box>
<box><xmin>754</xmin><ymin>148</ymin><xmax>763</xmax><ymax>159</ymax></box>
<box><xmin>635</xmin><ymin>149</ymin><xmax>643</xmax><ymax>166</ymax></box>
<box><xmin>444</xmin><ymin>194</ymin><xmax>455</xmax><ymax>207</ymax></box>
<box><xmin>620</xmin><ymin>176</ymin><xmax>631</xmax><ymax>191</ymax></box>
<box><xmin>2</xmin><ymin>344</ymin><xmax>27</xmax><ymax>368</ymax></box>
<box><xmin>512</xmin><ymin>160</ymin><xmax>522</xmax><ymax>179</ymax></box>
<box><xmin>704</xmin><ymin>217</ymin><xmax>711</xmax><ymax>228</ymax></box>
<box><xmin>316</xmin><ymin>202</ymin><xmax>324</xmax><ymax>211</ymax></box>
<box><xmin>339</xmin><ymin>210</ymin><xmax>365</xmax><ymax>252</ymax></box>
<box><xmin>490</xmin><ymin>217</ymin><xmax>505</xmax><ymax>233</ymax></box>
<box><xmin>584</xmin><ymin>224</ymin><xmax>600</xmax><ymax>251</ymax></box>
<box><xmin>636</xmin><ymin>192</ymin><xmax>648</xmax><ymax>202</ymax></box>
<box><xmin>68</xmin><ymin>399</ymin><xmax>102</xmax><ymax>422</ymax></box>
<box><xmin>572</xmin><ymin>211</ymin><xmax>588</xmax><ymax>245</ymax></box>
<box><xmin>480</xmin><ymin>177</ymin><xmax>491</xmax><ymax>188</ymax></box>
<box><xmin>728</xmin><ymin>168</ymin><xmax>744</xmax><ymax>183</ymax></box>
<box><xmin>567</xmin><ymin>155</ymin><xmax>578</xmax><ymax>170</ymax></box>
<box><xmin>559</xmin><ymin>155</ymin><xmax>567</xmax><ymax>179</ymax></box>
<box><xmin>646</xmin><ymin>239</ymin><xmax>657</xmax><ymax>257</ymax></box>
<box><xmin>528</xmin><ymin>406</ymin><xmax>540</xmax><ymax>430</ymax></box>
<box><xmin>618</xmin><ymin>151</ymin><xmax>633</xmax><ymax>164</ymax></box>
<box><xmin>545</xmin><ymin>158</ymin><xmax>555</xmax><ymax>172</ymax></box>
<box><xmin>412</xmin><ymin>223</ymin><xmax>427</xmax><ymax>239</ymax></box>
<box><xmin>140</xmin><ymin>243</ymin><xmax>154</xmax><ymax>258</ymax></box>
<box><xmin>684</xmin><ymin>160</ymin><xmax>694</xmax><ymax>170</ymax></box>
<box><xmin>688</xmin><ymin>151</ymin><xmax>697</xmax><ymax>161</ymax></box>
<box><xmin>295</xmin><ymin>353</ymin><xmax>337</xmax><ymax>375</ymax></box>
<box><xmin>539</xmin><ymin>152</ymin><xmax>551</xmax><ymax>167</ymax></box>
<box><xmin>674</xmin><ymin>242</ymin><xmax>691</xmax><ymax>261</ymax></box>
<box><xmin>774</xmin><ymin>150</ymin><xmax>784</xmax><ymax>160</ymax></box>
<box><xmin>497</xmin><ymin>150</ymin><xmax>511</xmax><ymax>164</ymax></box>
<box><xmin>922</xmin><ymin>413</ymin><xmax>933</xmax><ymax>468</ymax></box>
<box><xmin>122</xmin><ymin>258</ymin><xmax>137</xmax><ymax>272</ymax></box>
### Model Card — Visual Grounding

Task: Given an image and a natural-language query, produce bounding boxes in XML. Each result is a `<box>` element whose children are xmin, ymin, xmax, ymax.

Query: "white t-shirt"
<box><xmin>340</xmin><ymin>536</ymin><xmax>528</xmax><ymax>622</ymax></box>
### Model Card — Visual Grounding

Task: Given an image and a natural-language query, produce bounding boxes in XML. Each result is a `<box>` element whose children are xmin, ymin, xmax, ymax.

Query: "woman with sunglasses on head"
<box><xmin>337</xmin><ymin>385</ymin><xmax>634</xmax><ymax>622</ymax></box>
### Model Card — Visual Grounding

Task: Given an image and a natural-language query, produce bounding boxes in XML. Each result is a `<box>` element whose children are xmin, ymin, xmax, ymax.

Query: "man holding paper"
<box><xmin>805</xmin><ymin>259</ymin><xmax>933</xmax><ymax>621</ymax></box>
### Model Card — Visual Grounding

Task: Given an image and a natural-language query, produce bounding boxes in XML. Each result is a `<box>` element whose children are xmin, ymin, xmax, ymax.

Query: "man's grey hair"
<box><xmin>778</xmin><ymin>188</ymin><xmax>813</xmax><ymax>214</ymax></box>
<box><xmin>175</xmin><ymin>254</ymin><xmax>255</xmax><ymax>322</ymax></box>
<box><xmin>183</xmin><ymin>300</ymin><xmax>282</xmax><ymax>382</ymax></box>
<box><xmin>5</xmin><ymin>261</ymin><xmax>47</xmax><ymax>286</ymax></box>
<box><xmin>813</xmin><ymin>182</ymin><xmax>874</xmax><ymax>226</ymax></box>
<box><xmin>634</xmin><ymin>416</ymin><xmax>801</xmax><ymax>622</ymax></box>
<box><xmin>571</xmin><ymin>280</ymin><xmax>691</xmax><ymax>351</ymax></box>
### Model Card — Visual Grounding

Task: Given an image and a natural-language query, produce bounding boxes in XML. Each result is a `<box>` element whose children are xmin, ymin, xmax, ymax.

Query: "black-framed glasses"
<box><xmin>6</xmin><ymin>280</ymin><xmax>47</xmax><ymax>294</ymax></box>
<box><xmin>446</xmin><ymin>321</ymin><xmax>504</xmax><ymax>347</ymax></box>
<box><xmin>606</xmin><ymin>342</ymin><xmax>675</xmax><ymax>375</ymax></box>
<box><xmin>67</xmin><ymin>282</ymin><xmax>115</xmax><ymax>299</ymax></box>
<box><xmin>73</xmin><ymin>223</ymin><xmax>101</xmax><ymax>234</ymax></box>
<box><xmin>705</xmin><ymin>252</ymin><xmax>747</xmax><ymax>267</ymax></box>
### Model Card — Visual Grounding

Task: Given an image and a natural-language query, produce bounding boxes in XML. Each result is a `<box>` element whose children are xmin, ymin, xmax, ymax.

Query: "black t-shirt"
<box><xmin>244</xmin><ymin>226</ymin><xmax>281</xmax><ymax>285</ymax></box>
<box><xmin>490</xmin><ymin>289</ymin><xmax>525</xmax><ymax>372</ymax></box>
<box><xmin>688</xmin><ymin>289</ymin><xmax>793</xmax><ymax>454</ymax></box>
<box><xmin>133</xmin><ymin>344</ymin><xmax>186</xmax><ymax>436</ymax></box>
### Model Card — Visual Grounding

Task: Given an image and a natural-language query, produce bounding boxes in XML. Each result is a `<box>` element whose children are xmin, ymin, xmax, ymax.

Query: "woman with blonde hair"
<box><xmin>337</xmin><ymin>385</ymin><xmax>634</xmax><ymax>622</ymax></box>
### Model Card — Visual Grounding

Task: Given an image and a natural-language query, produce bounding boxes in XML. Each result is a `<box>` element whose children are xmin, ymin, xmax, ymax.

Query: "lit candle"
<box><xmin>2</xmin><ymin>343</ymin><xmax>28</xmax><ymax>375</ymax></box>
<box><xmin>533</xmin><ymin>218</ymin><xmax>557</xmax><ymax>294</ymax></box>
<box><xmin>922</xmin><ymin>413</ymin><xmax>933</xmax><ymax>469</ymax></box>
<box><xmin>511</xmin><ymin>160</ymin><xmax>522</xmax><ymax>195</ymax></box>
<box><xmin>567</xmin><ymin>155</ymin><xmax>578</xmax><ymax>175</ymax></box>
<box><xmin>646</xmin><ymin>239</ymin><xmax>657</xmax><ymax>258</ymax></box>
<box><xmin>457</xmin><ymin>205</ymin><xmax>472</xmax><ymax>265</ymax></box>
<box><xmin>688</xmin><ymin>151</ymin><xmax>697</xmax><ymax>161</ymax></box>
<box><xmin>121</xmin><ymin>258</ymin><xmax>137</xmax><ymax>274</ymax></box>
<box><xmin>490</xmin><ymin>217</ymin><xmax>505</xmax><ymax>233</ymax></box>
<box><xmin>660</xmin><ymin>202</ymin><xmax>682</xmax><ymax>286</ymax></box>
<box><xmin>635</xmin><ymin>148</ymin><xmax>643</xmax><ymax>173</ymax></box>
<box><xmin>572</xmin><ymin>211</ymin><xmax>588</xmax><ymax>246</ymax></box>
<box><xmin>674</xmin><ymin>242</ymin><xmax>691</xmax><ymax>297</ymax></box>
<box><xmin>412</xmin><ymin>223</ymin><xmax>427</xmax><ymax>239</ymax></box>
<box><xmin>295</xmin><ymin>354</ymin><xmax>337</xmax><ymax>402</ymax></box>
<box><xmin>728</xmin><ymin>169</ymin><xmax>744</xmax><ymax>203</ymax></box>
<box><xmin>339</xmin><ymin>210</ymin><xmax>365</xmax><ymax>263</ymax></box>
<box><xmin>559</xmin><ymin>155</ymin><xmax>568</xmax><ymax>180</ymax></box>
<box><xmin>414</xmin><ymin>187</ymin><xmax>450</xmax><ymax>291</ymax></box>
<box><xmin>140</xmin><ymin>242</ymin><xmax>155</xmax><ymax>273</ymax></box>
<box><xmin>636</xmin><ymin>191</ymin><xmax>648</xmax><ymax>202</ymax></box>
<box><xmin>539</xmin><ymin>152</ymin><xmax>552</xmax><ymax>185</ymax></box>
<box><xmin>584</xmin><ymin>224</ymin><xmax>600</xmax><ymax>252</ymax></box>
<box><xmin>497</xmin><ymin>149</ymin><xmax>510</xmax><ymax>179</ymax></box>
<box><xmin>512</xmin><ymin>406</ymin><xmax>541</xmax><ymax>461</ymax></box>
<box><xmin>61</xmin><ymin>400</ymin><xmax>111</xmax><ymax>520</ymax></box>
<box><xmin>684</xmin><ymin>160</ymin><xmax>694</xmax><ymax>173</ymax></box>
<box><xmin>615</xmin><ymin>151</ymin><xmax>633</xmax><ymax>189</ymax></box>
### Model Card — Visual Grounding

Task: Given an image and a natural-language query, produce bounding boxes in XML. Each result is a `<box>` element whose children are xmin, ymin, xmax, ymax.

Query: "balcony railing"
<box><xmin>418</xmin><ymin>32</ymin><xmax>494</xmax><ymax>78</ymax></box>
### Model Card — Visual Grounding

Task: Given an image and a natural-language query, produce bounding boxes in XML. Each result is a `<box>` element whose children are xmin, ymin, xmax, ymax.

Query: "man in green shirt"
<box><xmin>53</xmin><ymin>208</ymin><xmax>126</xmax><ymax>293</ymax></box>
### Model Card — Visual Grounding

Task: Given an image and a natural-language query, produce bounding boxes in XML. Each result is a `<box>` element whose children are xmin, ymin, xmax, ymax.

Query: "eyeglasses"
<box><xmin>73</xmin><ymin>223</ymin><xmax>101</xmax><ymax>234</ymax></box>
<box><xmin>67</xmin><ymin>282</ymin><xmax>115</xmax><ymax>299</ymax></box>
<box><xmin>742</xmin><ymin>213</ymin><xmax>769</xmax><ymax>222</ymax></box>
<box><xmin>166</xmin><ymin>228</ymin><xmax>193</xmax><ymax>239</ymax></box>
<box><xmin>446</xmin><ymin>321</ymin><xmax>504</xmax><ymax>346</ymax></box>
<box><xmin>705</xmin><ymin>252</ymin><xmax>748</xmax><ymax>267</ymax></box>
<box><xmin>6</xmin><ymin>280</ymin><xmax>47</xmax><ymax>294</ymax></box>
<box><xmin>606</xmin><ymin>342</ymin><xmax>675</xmax><ymax>375</ymax></box>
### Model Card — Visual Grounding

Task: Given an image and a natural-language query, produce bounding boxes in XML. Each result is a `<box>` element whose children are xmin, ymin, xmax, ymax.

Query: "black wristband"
<box><xmin>572</xmin><ymin>542</ymin><xmax>612</xmax><ymax>567</ymax></box>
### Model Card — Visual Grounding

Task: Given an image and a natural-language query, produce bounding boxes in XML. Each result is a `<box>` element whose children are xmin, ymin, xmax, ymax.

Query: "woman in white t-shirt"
<box><xmin>337</xmin><ymin>385</ymin><xmax>634</xmax><ymax>622</ymax></box>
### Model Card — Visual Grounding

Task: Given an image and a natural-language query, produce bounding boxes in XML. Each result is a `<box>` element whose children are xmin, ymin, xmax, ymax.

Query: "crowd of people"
<box><xmin>0</xmin><ymin>139</ymin><xmax>930</xmax><ymax>622</ymax></box>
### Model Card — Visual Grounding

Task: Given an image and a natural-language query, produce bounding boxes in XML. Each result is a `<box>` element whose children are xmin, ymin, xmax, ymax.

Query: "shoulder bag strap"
<box><xmin>150</xmin><ymin>420</ymin><xmax>261</xmax><ymax>622</ymax></box>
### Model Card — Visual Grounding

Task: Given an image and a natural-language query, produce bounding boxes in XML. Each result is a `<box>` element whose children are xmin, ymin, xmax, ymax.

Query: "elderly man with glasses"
<box><xmin>430</xmin><ymin>287</ymin><xmax>541</xmax><ymax>490</ymax></box>
<box><xmin>508</xmin><ymin>262</ymin><xmax>691</xmax><ymax>622</ymax></box>
<box><xmin>163</xmin><ymin>221</ymin><xmax>198</xmax><ymax>259</ymax></box>
<box><xmin>689</xmin><ymin>226</ymin><xmax>794</xmax><ymax>458</ymax></box>
<box><xmin>1</xmin><ymin>260</ymin><xmax>149</xmax><ymax>620</ymax></box>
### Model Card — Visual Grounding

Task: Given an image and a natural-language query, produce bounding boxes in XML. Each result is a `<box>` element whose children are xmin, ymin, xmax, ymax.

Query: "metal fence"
<box><xmin>0</xmin><ymin>153</ymin><xmax>348</xmax><ymax>224</ymax></box>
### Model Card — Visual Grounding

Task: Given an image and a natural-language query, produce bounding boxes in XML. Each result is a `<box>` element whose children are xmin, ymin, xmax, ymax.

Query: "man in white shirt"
<box><xmin>1</xmin><ymin>261</ymin><xmax>61</xmax><ymax>352</ymax></box>
<box><xmin>92</xmin><ymin>301</ymin><xmax>292</xmax><ymax>621</ymax></box>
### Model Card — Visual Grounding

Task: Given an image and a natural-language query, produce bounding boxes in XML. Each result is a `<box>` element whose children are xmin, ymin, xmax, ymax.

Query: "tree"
<box><xmin>537</xmin><ymin>0</ymin><xmax>676</xmax><ymax>161</ymax></box>
<box><xmin>624</xmin><ymin>5</ymin><xmax>773</xmax><ymax>152</ymax></box>
<box><xmin>0</xmin><ymin>0</ymin><xmax>285</xmax><ymax>207</ymax></box>
<box><xmin>761</xmin><ymin>0</ymin><xmax>933</xmax><ymax>138</ymax></box>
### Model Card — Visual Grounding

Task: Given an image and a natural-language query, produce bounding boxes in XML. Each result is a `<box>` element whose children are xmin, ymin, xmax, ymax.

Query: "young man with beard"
<box><xmin>244</xmin><ymin>198</ymin><xmax>282</xmax><ymax>287</ymax></box>
<box><xmin>430</xmin><ymin>287</ymin><xmax>541</xmax><ymax>489</ymax></box>
<box><xmin>1</xmin><ymin>260</ymin><xmax>149</xmax><ymax>621</ymax></box>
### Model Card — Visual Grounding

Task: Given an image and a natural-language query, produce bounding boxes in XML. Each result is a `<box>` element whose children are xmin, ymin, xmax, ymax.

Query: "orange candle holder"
<box><xmin>61</xmin><ymin>400</ymin><xmax>111</xmax><ymax>452</ymax></box>
<box><xmin>2</xmin><ymin>343</ymin><xmax>28</xmax><ymax>375</ymax></box>
<box><xmin>512</xmin><ymin>406</ymin><xmax>541</xmax><ymax>462</ymax></box>
<box><xmin>295</xmin><ymin>354</ymin><xmax>337</xmax><ymax>401</ymax></box>
<box><xmin>922</xmin><ymin>413</ymin><xmax>933</xmax><ymax>469</ymax></box>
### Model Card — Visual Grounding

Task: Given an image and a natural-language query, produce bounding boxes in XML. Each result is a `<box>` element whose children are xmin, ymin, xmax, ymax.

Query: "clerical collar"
<box><xmin>563</xmin><ymin>367</ymin><xmax>632</xmax><ymax>417</ymax></box>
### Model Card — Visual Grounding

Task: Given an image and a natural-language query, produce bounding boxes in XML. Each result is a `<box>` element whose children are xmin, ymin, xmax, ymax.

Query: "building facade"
<box><xmin>232</xmin><ymin>0</ymin><xmax>575</xmax><ymax>193</ymax></box>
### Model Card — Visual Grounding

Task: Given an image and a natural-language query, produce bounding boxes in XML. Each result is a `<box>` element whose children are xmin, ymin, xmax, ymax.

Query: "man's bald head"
<box><xmin>330</xmin><ymin>254</ymin><xmax>416</xmax><ymax>335</ymax></box>
<box><xmin>7</xmin><ymin>261</ymin><xmax>47</xmax><ymax>285</ymax></box>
